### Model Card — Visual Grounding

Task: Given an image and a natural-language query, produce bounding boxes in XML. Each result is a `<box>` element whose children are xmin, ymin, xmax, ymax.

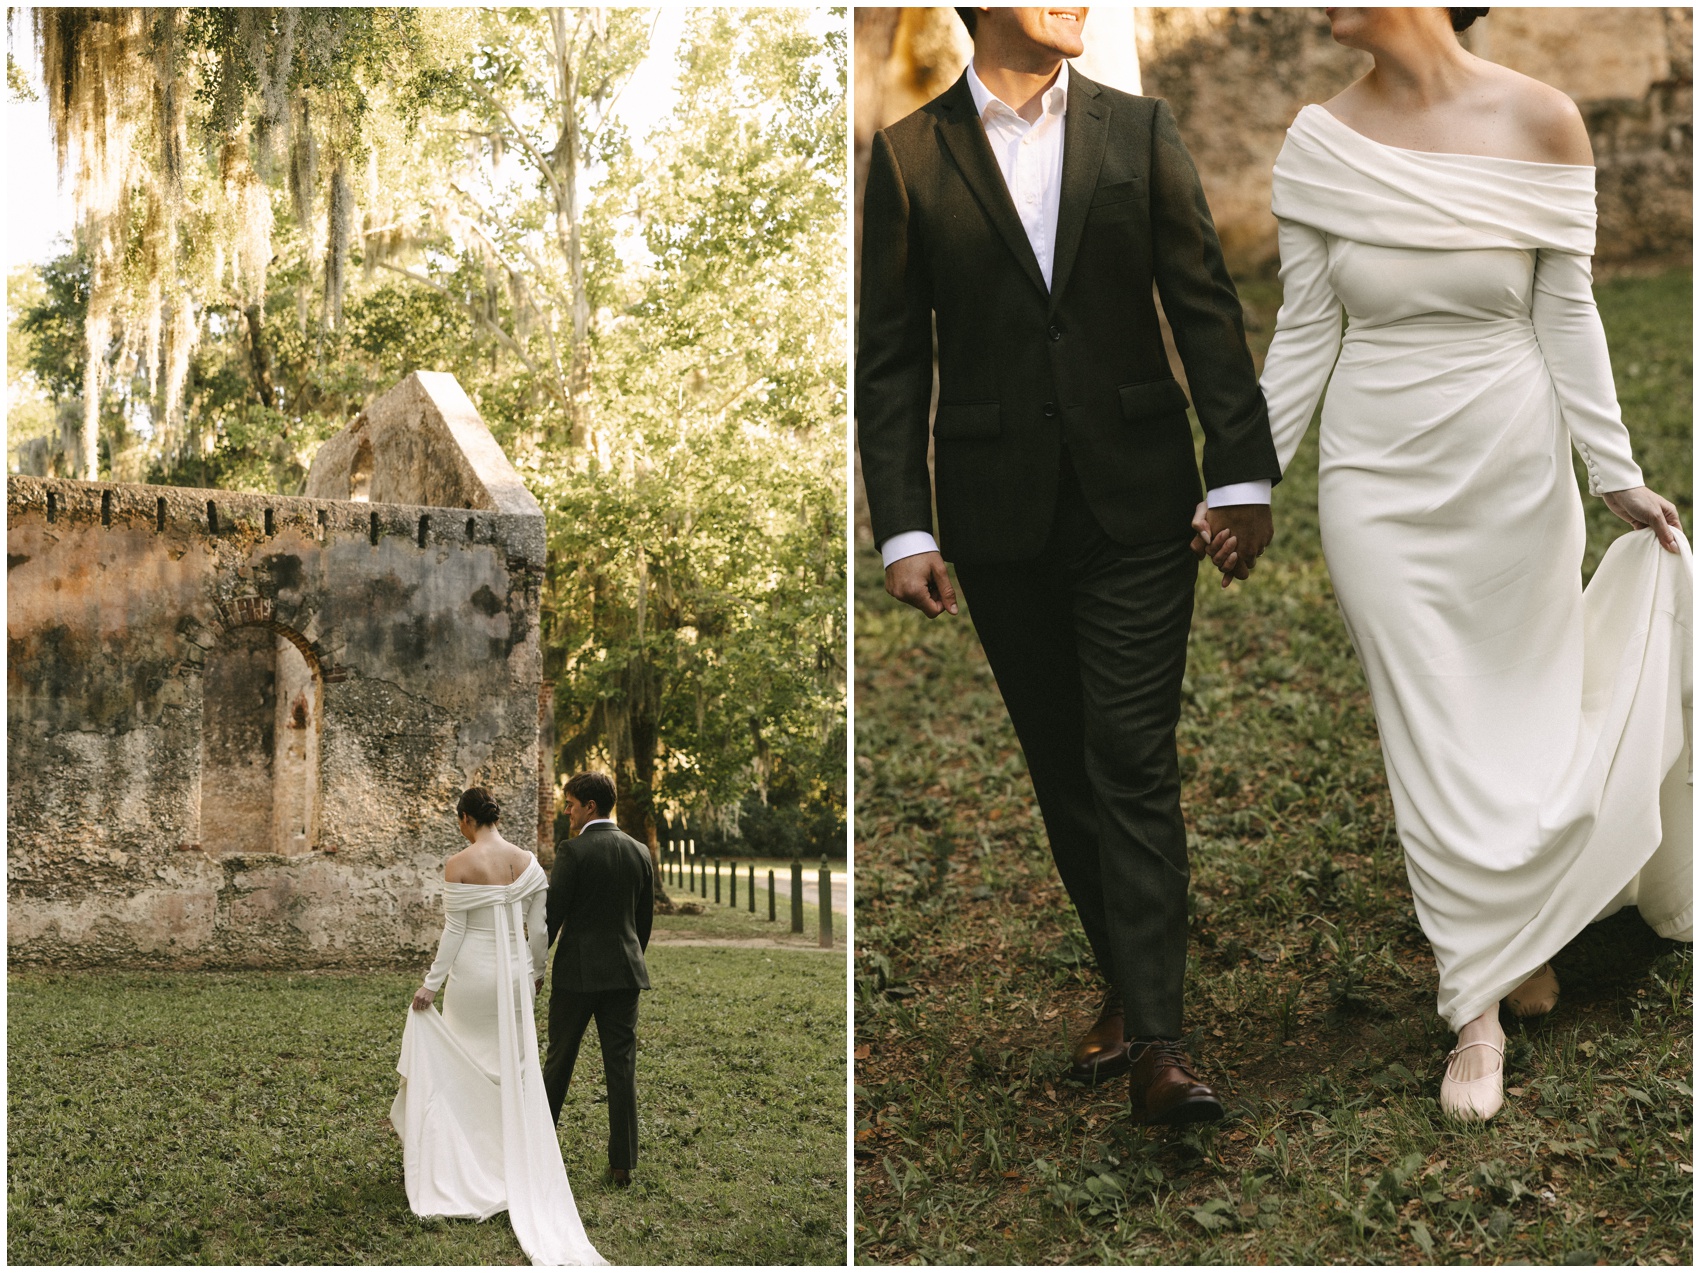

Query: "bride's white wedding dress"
<box><xmin>390</xmin><ymin>855</ymin><xmax>605</xmax><ymax>1266</ymax></box>
<box><xmin>1260</xmin><ymin>105</ymin><xmax>1692</xmax><ymax>1030</ymax></box>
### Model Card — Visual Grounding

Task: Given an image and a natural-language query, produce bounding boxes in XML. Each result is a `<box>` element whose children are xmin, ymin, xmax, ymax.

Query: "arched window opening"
<box><xmin>200</xmin><ymin>627</ymin><xmax>321</xmax><ymax>857</ymax></box>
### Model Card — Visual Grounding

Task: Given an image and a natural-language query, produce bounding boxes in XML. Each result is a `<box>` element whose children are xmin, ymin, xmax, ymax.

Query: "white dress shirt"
<box><xmin>878</xmin><ymin>60</ymin><xmax>1270</xmax><ymax>569</ymax></box>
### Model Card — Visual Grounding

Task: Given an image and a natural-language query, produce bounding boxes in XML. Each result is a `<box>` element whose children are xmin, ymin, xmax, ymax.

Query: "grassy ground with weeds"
<box><xmin>9</xmin><ymin>933</ymin><xmax>845</xmax><ymax>1264</ymax></box>
<box><xmin>853</xmin><ymin>268</ymin><xmax>1693</xmax><ymax>1264</ymax></box>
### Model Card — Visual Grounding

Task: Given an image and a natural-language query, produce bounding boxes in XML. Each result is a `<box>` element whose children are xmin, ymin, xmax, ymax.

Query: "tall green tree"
<box><xmin>537</xmin><ymin>9</ymin><xmax>845</xmax><ymax>852</ymax></box>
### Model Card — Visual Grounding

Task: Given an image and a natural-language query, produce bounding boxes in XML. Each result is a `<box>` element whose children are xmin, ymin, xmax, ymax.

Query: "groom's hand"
<box><xmin>1204</xmin><ymin>504</ymin><xmax>1274</xmax><ymax>589</ymax></box>
<box><xmin>885</xmin><ymin>550</ymin><xmax>959</xmax><ymax>618</ymax></box>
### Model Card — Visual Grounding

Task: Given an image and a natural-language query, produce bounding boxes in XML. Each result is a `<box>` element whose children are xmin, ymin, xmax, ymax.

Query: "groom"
<box><xmin>857</xmin><ymin>7</ymin><xmax>1281</xmax><ymax>1124</ymax></box>
<box><xmin>544</xmin><ymin>770</ymin><xmax>654</xmax><ymax>1185</ymax></box>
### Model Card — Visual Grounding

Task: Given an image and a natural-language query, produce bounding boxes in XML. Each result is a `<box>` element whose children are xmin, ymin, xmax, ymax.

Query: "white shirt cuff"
<box><xmin>879</xmin><ymin>530</ymin><xmax>940</xmax><ymax>568</ymax></box>
<box><xmin>1206</xmin><ymin>480</ymin><xmax>1272</xmax><ymax>508</ymax></box>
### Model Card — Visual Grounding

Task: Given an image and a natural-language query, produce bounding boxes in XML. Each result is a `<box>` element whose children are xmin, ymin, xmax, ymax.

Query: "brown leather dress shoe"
<box><xmin>610</xmin><ymin>1167</ymin><xmax>632</xmax><ymax>1187</ymax></box>
<box><xmin>1069</xmin><ymin>989</ymin><xmax>1131</xmax><ymax>1083</ymax></box>
<box><xmin>1128</xmin><ymin>1039</ymin><xmax>1225</xmax><ymax>1126</ymax></box>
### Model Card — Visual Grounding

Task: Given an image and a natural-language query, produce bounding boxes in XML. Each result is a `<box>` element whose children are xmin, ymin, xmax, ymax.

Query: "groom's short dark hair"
<box><xmin>565</xmin><ymin>771</ymin><xmax>616</xmax><ymax>819</ymax></box>
<box><xmin>955</xmin><ymin>8</ymin><xmax>977</xmax><ymax>38</ymax></box>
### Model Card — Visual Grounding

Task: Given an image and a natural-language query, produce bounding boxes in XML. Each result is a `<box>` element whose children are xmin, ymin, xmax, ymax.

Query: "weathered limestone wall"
<box><xmin>7</xmin><ymin>373</ymin><xmax>548</xmax><ymax>969</ymax></box>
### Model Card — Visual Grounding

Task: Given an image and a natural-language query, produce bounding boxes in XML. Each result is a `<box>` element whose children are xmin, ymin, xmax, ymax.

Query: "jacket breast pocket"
<box><xmin>1119</xmin><ymin>379</ymin><xmax>1190</xmax><ymax>423</ymax></box>
<box><xmin>1090</xmin><ymin>178</ymin><xmax>1147</xmax><ymax>209</ymax></box>
<box><xmin>933</xmin><ymin>403</ymin><xmax>1001</xmax><ymax>440</ymax></box>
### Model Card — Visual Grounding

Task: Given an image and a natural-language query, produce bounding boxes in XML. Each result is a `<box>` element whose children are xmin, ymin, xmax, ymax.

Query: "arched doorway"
<box><xmin>199</xmin><ymin>625</ymin><xmax>321</xmax><ymax>856</ymax></box>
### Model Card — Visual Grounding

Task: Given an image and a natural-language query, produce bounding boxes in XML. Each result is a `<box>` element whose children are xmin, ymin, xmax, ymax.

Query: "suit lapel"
<box><xmin>932</xmin><ymin>73</ymin><xmax>1050</xmax><ymax>300</ymax></box>
<box><xmin>1048</xmin><ymin>69</ymin><xmax>1109</xmax><ymax>315</ymax></box>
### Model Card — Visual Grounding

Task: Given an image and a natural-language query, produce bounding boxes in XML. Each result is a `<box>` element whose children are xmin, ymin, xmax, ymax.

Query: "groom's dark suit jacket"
<box><xmin>546</xmin><ymin>821</ymin><xmax>653</xmax><ymax>993</ymax></box>
<box><xmin>857</xmin><ymin>69</ymin><xmax>1282</xmax><ymax>564</ymax></box>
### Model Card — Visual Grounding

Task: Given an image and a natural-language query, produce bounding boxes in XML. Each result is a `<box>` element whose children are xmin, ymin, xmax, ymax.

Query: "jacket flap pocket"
<box><xmin>1090</xmin><ymin>178</ymin><xmax>1147</xmax><ymax>207</ymax></box>
<box><xmin>933</xmin><ymin>402</ymin><xmax>1002</xmax><ymax>440</ymax></box>
<box><xmin>1119</xmin><ymin>379</ymin><xmax>1190</xmax><ymax>420</ymax></box>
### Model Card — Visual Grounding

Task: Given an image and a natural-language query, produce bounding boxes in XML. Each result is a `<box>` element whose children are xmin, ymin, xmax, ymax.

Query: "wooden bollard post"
<box><xmin>729</xmin><ymin>860</ymin><xmax>737</xmax><ymax>908</ymax></box>
<box><xmin>747</xmin><ymin>862</ymin><xmax>755</xmax><ymax>913</ymax></box>
<box><xmin>790</xmin><ymin>859</ymin><xmax>804</xmax><ymax>934</ymax></box>
<box><xmin>767</xmin><ymin>869</ymin><xmax>776</xmax><ymax>921</ymax></box>
<box><xmin>819</xmin><ymin>857</ymin><xmax>833</xmax><ymax>948</ymax></box>
<box><xmin>714</xmin><ymin>858</ymin><xmax>721</xmax><ymax>904</ymax></box>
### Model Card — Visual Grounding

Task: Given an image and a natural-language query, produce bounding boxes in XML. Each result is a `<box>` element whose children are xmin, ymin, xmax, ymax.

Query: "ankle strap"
<box><xmin>1445</xmin><ymin>1038</ymin><xmax>1504</xmax><ymax>1064</ymax></box>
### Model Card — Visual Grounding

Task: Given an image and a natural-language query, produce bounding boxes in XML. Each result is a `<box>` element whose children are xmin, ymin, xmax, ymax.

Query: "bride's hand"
<box><xmin>1602</xmin><ymin>486</ymin><xmax>1684</xmax><ymax>554</ymax></box>
<box><xmin>412</xmin><ymin>986</ymin><xmax>435</xmax><ymax>1011</ymax></box>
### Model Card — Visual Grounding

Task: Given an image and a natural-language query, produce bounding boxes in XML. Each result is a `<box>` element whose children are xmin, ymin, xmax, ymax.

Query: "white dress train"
<box><xmin>1259</xmin><ymin>105</ymin><xmax>1693</xmax><ymax>1031</ymax></box>
<box><xmin>390</xmin><ymin>857</ymin><xmax>606</xmax><ymax>1266</ymax></box>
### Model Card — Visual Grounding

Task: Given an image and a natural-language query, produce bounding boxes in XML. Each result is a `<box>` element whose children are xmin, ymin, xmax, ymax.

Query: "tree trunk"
<box><xmin>546</xmin><ymin>7</ymin><xmax>596</xmax><ymax>448</ymax></box>
<box><xmin>243</xmin><ymin>304</ymin><xmax>277</xmax><ymax>408</ymax></box>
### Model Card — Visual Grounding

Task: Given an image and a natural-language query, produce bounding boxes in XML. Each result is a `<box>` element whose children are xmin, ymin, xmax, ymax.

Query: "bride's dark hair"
<box><xmin>457</xmin><ymin>787</ymin><xmax>501</xmax><ymax>827</ymax></box>
<box><xmin>1449</xmin><ymin>8</ymin><xmax>1489</xmax><ymax>31</ymax></box>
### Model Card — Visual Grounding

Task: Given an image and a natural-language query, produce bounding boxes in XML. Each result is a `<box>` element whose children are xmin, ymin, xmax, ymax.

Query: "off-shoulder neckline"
<box><xmin>444</xmin><ymin>852</ymin><xmax>542</xmax><ymax>888</ymax></box>
<box><xmin>1302</xmin><ymin>104</ymin><xmax>1593</xmax><ymax>171</ymax></box>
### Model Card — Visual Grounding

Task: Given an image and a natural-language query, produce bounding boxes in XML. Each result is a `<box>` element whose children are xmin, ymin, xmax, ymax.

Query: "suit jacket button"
<box><xmin>1048</xmin><ymin>325</ymin><xmax>1062</xmax><ymax>341</ymax></box>
<box><xmin>1043</xmin><ymin>402</ymin><xmax>1057</xmax><ymax>418</ymax></box>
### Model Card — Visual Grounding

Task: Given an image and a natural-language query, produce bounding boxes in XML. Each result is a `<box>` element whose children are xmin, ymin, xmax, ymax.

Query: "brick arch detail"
<box><xmin>209</xmin><ymin>597</ymin><xmax>348</xmax><ymax>683</ymax></box>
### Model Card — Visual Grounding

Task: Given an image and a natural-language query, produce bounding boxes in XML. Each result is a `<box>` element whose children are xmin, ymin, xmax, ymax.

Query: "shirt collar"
<box><xmin>966</xmin><ymin>58</ymin><xmax>1070</xmax><ymax>124</ymax></box>
<box><xmin>579</xmin><ymin>817</ymin><xmax>617</xmax><ymax>832</ymax></box>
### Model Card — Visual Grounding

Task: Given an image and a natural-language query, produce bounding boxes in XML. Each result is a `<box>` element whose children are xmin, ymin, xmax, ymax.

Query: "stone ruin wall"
<box><xmin>7</xmin><ymin>372</ymin><xmax>548</xmax><ymax>970</ymax></box>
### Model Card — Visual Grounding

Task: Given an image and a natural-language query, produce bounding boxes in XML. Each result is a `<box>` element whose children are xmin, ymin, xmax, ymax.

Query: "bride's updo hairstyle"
<box><xmin>1449</xmin><ymin>8</ymin><xmax>1489</xmax><ymax>31</ymax></box>
<box><xmin>457</xmin><ymin>787</ymin><xmax>501</xmax><ymax>827</ymax></box>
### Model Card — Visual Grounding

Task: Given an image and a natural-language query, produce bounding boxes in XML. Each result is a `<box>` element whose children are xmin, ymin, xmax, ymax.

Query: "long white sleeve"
<box><xmin>1530</xmin><ymin>249</ymin><xmax>1645</xmax><ymax>495</ymax></box>
<box><xmin>524</xmin><ymin>889</ymin><xmax>548</xmax><ymax>981</ymax></box>
<box><xmin>422</xmin><ymin>908</ymin><xmax>467</xmax><ymax>993</ymax></box>
<box><xmin>1260</xmin><ymin>218</ymin><xmax>1345</xmax><ymax>475</ymax></box>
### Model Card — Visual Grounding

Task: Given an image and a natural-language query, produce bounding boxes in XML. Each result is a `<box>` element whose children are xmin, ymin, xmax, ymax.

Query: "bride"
<box><xmin>1217</xmin><ymin>7</ymin><xmax>1692</xmax><ymax>1121</ymax></box>
<box><xmin>390</xmin><ymin>787</ymin><xmax>605</xmax><ymax>1264</ymax></box>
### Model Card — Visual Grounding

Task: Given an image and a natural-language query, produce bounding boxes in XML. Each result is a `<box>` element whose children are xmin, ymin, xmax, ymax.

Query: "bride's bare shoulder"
<box><xmin>1481</xmin><ymin>61</ymin><xmax>1592</xmax><ymax>164</ymax></box>
<box><xmin>1318</xmin><ymin>75</ymin><xmax>1372</xmax><ymax>120</ymax></box>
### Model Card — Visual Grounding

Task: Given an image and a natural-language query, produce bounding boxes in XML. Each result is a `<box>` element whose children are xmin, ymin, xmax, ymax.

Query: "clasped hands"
<box><xmin>1191</xmin><ymin>501</ymin><xmax>1274</xmax><ymax>588</ymax></box>
<box><xmin>884</xmin><ymin>502</ymin><xmax>1276</xmax><ymax>617</ymax></box>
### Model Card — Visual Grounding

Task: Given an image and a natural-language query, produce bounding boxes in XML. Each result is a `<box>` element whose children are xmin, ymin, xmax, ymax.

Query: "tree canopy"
<box><xmin>7</xmin><ymin>6</ymin><xmax>848</xmax><ymax>858</ymax></box>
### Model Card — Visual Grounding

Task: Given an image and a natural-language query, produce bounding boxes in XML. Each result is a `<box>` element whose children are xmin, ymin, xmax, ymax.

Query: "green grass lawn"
<box><xmin>9</xmin><ymin>943</ymin><xmax>846</xmax><ymax>1264</ymax></box>
<box><xmin>852</xmin><ymin>268</ymin><xmax>1693</xmax><ymax>1264</ymax></box>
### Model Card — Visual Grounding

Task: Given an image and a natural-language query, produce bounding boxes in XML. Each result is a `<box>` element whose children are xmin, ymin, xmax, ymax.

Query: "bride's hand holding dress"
<box><xmin>1602</xmin><ymin>486</ymin><xmax>1684</xmax><ymax>551</ymax></box>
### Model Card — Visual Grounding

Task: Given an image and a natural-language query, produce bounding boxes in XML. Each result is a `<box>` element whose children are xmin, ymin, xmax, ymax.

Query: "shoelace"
<box><xmin>1136</xmin><ymin>1039</ymin><xmax>1200</xmax><ymax>1080</ymax></box>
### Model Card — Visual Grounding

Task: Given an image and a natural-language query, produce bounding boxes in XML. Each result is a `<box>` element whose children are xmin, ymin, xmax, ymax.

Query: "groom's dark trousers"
<box><xmin>856</xmin><ymin>68</ymin><xmax>1282</xmax><ymax>1039</ymax></box>
<box><xmin>544</xmin><ymin>820</ymin><xmax>654</xmax><ymax>1171</ymax></box>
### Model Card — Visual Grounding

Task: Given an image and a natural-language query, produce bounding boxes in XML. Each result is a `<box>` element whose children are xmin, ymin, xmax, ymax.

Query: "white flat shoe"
<box><xmin>1506</xmin><ymin>962</ymin><xmax>1559</xmax><ymax>1019</ymax></box>
<box><xmin>1440</xmin><ymin>1038</ymin><xmax>1504</xmax><ymax>1122</ymax></box>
